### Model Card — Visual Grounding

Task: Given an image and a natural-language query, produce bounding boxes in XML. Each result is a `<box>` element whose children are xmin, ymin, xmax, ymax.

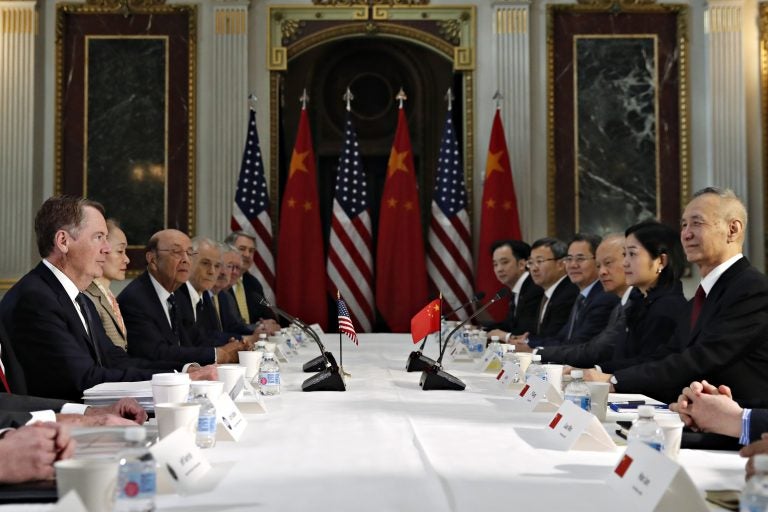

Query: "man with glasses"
<box><xmin>511</xmin><ymin>234</ymin><xmax>617</xmax><ymax>350</ymax></box>
<box><xmin>119</xmin><ymin>229</ymin><xmax>250</xmax><ymax>365</ymax></box>
<box><xmin>0</xmin><ymin>197</ymin><xmax>215</xmax><ymax>401</ymax></box>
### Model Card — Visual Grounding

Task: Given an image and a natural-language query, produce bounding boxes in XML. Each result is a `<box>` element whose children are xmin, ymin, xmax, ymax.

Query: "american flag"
<box><xmin>230</xmin><ymin>108</ymin><xmax>275</xmax><ymax>303</ymax></box>
<box><xmin>427</xmin><ymin>110</ymin><xmax>474</xmax><ymax>320</ymax></box>
<box><xmin>326</xmin><ymin>112</ymin><xmax>374</xmax><ymax>332</ymax></box>
<box><xmin>336</xmin><ymin>295</ymin><xmax>359</xmax><ymax>346</ymax></box>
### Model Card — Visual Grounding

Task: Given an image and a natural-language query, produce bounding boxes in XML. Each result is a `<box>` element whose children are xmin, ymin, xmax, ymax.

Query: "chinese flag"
<box><xmin>276</xmin><ymin>107</ymin><xmax>328</xmax><ymax>329</ymax></box>
<box><xmin>476</xmin><ymin>110</ymin><xmax>522</xmax><ymax>321</ymax></box>
<box><xmin>410</xmin><ymin>298</ymin><xmax>441</xmax><ymax>343</ymax></box>
<box><xmin>376</xmin><ymin>107</ymin><xmax>429</xmax><ymax>332</ymax></box>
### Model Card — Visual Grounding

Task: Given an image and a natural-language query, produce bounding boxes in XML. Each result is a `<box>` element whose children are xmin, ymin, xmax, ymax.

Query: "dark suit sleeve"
<box><xmin>749</xmin><ymin>409</ymin><xmax>768</xmax><ymax>443</ymax></box>
<box><xmin>219</xmin><ymin>293</ymin><xmax>254</xmax><ymax>336</ymax></box>
<box><xmin>511</xmin><ymin>285</ymin><xmax>544</xmax><ymax>335</ymax></box>
<box><xmin>530</xmin><ymin>287</ymin><xmax>617</xmax><ymax>348</ymax></box>
<box><xmin>539</xmin><ymin>304</ymin><xmax>625</xmax><ymax>366</ymax></box>
<box><xmin>0</xmin><ymin>393</ymin><xmax>66</xmax><ymax>414</ymax></box>
<box><xmin>614</xmin><ymin>271</ymin><xmax>768</xmax><ymax>404</ymax></box>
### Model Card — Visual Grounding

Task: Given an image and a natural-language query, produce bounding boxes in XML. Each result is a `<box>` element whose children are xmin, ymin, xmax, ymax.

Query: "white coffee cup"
<box><xmin>516</xmin><ymin>353</ymin><xmax>533</xmax><ymax>376</ymax></box>
<box><xmin>585</xmin><ymin>381</ymin><xmax>610</xmax><ymax>421</ymax></box>
<box><xmin>238</xmin><ymin>351</ymin><xmax>263</xmax><ymax>380</ymax></box>
<box><xmin>154</xmin><ymin>402</ymin><xmax>200</xmax><ymax>440</ymax></box>
<box><xmin>55</xmin><ymin>458</ymin><xmax>117</xmax><ymax>512</ymax></box>
<box><xmin>189</xmin><ymin>380</ymin><xmax>225</xmax><ymax>402</ymax></box>
<box><xmin>217</xmin><ymin>364</ymin><xmax>246</xmax><ymax>396</ymax></box>
<box><xmin>152</xmin><ymin>372</ymin><xmax>191</xmax><ymax>405</ymax></box>
<box><xmin>543</xmin><ymin>364</ymin><xmax>564</xmax><ymax>396</ymax></box>
<box><xmin>656</xmin><ymin>415</ymin><xmax>685</xmax><ymax>460</ymax></box>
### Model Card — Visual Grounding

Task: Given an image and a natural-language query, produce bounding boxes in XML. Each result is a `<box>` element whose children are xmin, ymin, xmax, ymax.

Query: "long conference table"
<box><xmin>2</xmin><ymin>334</ymin><xmax>749</xmax><ymax>511</ymax></box>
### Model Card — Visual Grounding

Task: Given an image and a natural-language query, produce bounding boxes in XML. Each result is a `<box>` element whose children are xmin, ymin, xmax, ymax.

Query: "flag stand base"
<box><xmin>302</xmin><ymin>366</ymin><xmax>346</xmax><ymax>392</ymax></box>
<box><xmin>303</xmin><ymin>352</ymin><xmax>338</xmax><ymax>373</ymax></box>
<box><xmin>419</xmin><ymin>365</ymin><xmax>465</xmax><ymax>391</ymax></box>
<box><xmin>406</xmin><ymin>351</ymin><xmax>436</xmax><ymax>372</ymax></box>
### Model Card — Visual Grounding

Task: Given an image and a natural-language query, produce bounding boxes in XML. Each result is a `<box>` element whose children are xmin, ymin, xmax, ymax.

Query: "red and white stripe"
<box><xmin>427</xmin><ymin>203</ymin><xmax>473</xmax><ymax>320</ymax></box>
<box><xmin>327</xmin><ymin>199</ymin><xmax>374</xmax><ymax>332</ymax></box>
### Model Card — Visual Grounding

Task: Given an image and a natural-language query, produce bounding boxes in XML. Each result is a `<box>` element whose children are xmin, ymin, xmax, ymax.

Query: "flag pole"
<box><xmin>337</xmin><ymin>290</ymin><xmax>343</xmax><ymax>373</ymax></box>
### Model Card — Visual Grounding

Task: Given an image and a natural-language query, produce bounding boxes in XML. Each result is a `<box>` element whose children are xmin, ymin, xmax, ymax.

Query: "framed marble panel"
<box><xmin>55</xmin><ymin>3</ymin><xmax>196</xmax><ymax>272</ymax></box>
<box><xmin>547</xmin><ymin>4</ymin><xmax>688</xmax><ymax>238</ymax></box>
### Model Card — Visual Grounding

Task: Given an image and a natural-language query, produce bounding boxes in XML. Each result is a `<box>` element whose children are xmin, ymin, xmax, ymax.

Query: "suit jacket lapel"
<box><xmin>140</xmin><ymin>272</ymin><xmax>176</xmax><ymax>341</ymax></box>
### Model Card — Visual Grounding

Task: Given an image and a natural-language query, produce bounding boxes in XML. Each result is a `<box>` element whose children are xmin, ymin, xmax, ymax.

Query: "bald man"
<box><xmin>118</xmin><ymin>230</ymin><xmax>250</xmax><ymax>366</ymax></box>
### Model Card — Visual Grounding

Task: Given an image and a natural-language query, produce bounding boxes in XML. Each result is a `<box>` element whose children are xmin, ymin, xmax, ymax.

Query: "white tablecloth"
<box><xmin>1</xmin><ymin>333</ymin><xmax>748</xmax><ymax>511</ymax></box>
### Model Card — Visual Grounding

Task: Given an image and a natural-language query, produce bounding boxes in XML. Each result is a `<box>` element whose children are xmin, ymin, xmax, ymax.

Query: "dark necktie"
<box><xmin>75</xmin><ymin>293</ymin><xmax>103</xmax><ymax>366</ymax></box>
<box><xmin>690</xmin><ymin>285</ymin><xmax>706</xmax><ymax>329</ymax></box>
<box><xmin>508</xmin><ymin>293</ymin><xmax>518</xmax><ymax>321</ymax></box>
<box><xmin>167</xmin><ymin>293</ymin><xmax>180</xmax><ymax>342</ymax></box>
<box><xmin>536</xmin><ymin>296</ymin><xmax>549</xmax><ymax>334</ymax></box>
<box><xmin>566</xmin><ymin>295</ymin><xmax>586</xmax><ymax>341</ymax></box>
<box><xmin>196</xmin><ymin>298</ymin><xmax>204</xmax><ymax>321</ymax></box>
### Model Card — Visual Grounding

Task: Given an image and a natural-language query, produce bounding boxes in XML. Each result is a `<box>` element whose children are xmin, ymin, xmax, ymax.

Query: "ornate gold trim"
<box><xmin>267</xmin><ymin>4</ymin><xmax>476</xmax><ymax>226</ymax></box>
<box><xmin>55</xmin><ymin>2</ymin><xmax>197</xmax><ymax>236</ymax></box>
<box><xmin>546</xmin><ymin>2</ymin><xmax>689</xmax><ymax>236</ymax></box>
<box><xmin>215</xmin><ymin>8</ymin><xmax>247</xmax><ymax>36</ymax></box>
<box><xmin>0</xmin><ymin>6</ymin><xmax>37</xmax><ymax>34</ymax></box>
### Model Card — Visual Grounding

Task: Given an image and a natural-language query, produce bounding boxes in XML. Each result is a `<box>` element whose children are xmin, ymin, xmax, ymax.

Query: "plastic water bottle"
<box><xmin>191</xmin><ymin>391</ymin><xmax>217</xmax><ymax>449</ymax></box>
<box><xmin>563</xmin><ymin>370</ymin><xmax>592</xmax><ymax>412</ymax></box>
<box><xmin>473</xmin><ymin>330</ymin><xmax>486</xmax><ymax>353</ymax></box>
<box><xmin>502</xmin><ymin>346</ymin><xmax>521</xmax><ymax>383</ymax></box>
<box><xmin>259</xmin><ymin>352</ymin><xmax>281</xmax><ymax>395</ymax></box>
<box><xmin>292</xmin><ymin>325</ymin><xmax>304</xmax><ymax>347</ymax></box>
<box><xmin>627</xmin><ymin>405</ymin><xmax>665</xmax><ymax>452</ymax></box>
<box><xmin>253</xmin><ymin>336</ymin><xmax>267</xmax><ymax>353</ymax></box>
<box><xmin>741</xmin><ymin>455</ymin><xmax>768</xmax><ymax>511</ymax></box>
<box><xmin>115</xmin><ymin>426</ymin><xmax>156</xmax><ymax>512</ymax></box>
<box><xmin>525</xmin><ymin>354</ymin><xmax>547</xmax><ymax>383</ymax></box>
<box><xmin>461</xmin><ymin>326</ymin><xmax>471</xmax><ymax>348</ymax></box>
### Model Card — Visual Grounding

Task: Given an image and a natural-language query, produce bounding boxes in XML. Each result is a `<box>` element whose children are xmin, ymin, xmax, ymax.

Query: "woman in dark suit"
<box><xmin>599</xmin><ymin>220</ymin><xmax>687</xmax><ymax>372</ymax></box>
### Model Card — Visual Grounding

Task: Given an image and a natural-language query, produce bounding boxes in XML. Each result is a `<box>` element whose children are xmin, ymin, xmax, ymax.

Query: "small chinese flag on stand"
<box><xmin>410</xmin><ymin>298</ymin><xmax>441</xmax><ymax>344</ymax></box>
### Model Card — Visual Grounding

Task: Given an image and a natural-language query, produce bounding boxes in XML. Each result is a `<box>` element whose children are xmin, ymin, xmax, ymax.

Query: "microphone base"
<box><xmin>419</xmin><ymin>366</ymin><xmax>466</xmax><ymax>391</ymax></box>
<box><xmin>302</xmin><ymin>367</ymin><xmax>346</xmax><ymax>392</ymax></box>
<box><xmin>405</xmin><ymin>351</ymin><xmax>436</xmax><ymax>372</ymax></box>
<box><xmin>303</xmin><ymin>352</ymin><xmax>338</xmax><ymax>373</ymax></box>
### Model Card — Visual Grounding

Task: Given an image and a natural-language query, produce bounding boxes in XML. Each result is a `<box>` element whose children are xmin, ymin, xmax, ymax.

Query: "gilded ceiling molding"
<box><xmin>84</xmin><ymin>0</ymin><xmax>166</xmax><ymax>7</ymax></box>
<box><xmin>312</xmin><ymin>0</ymin><xmax>429</xmax><ymax>6</ymax></box>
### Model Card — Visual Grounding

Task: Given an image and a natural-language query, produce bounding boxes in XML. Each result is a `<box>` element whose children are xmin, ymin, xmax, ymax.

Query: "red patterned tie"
<box><xmin>690</xmin><ymin>285</ymin><xmax>706</xmax><ymax>329</ymax></box>
<box><xmin>0</xmin><ymin>364</ymin><xmax>10</xmax><ymax>393</ymax></box>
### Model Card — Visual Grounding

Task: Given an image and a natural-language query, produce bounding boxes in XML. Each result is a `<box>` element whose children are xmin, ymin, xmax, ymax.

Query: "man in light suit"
<box><xmin>224</xmin><ymin>231</ymin><xmax>279</xmax><ymax>333</ymax></box>
<box><xmin>485</xmin><ymin>240</ymin><xmax>543</xmax><ymax>340</ymax></box>
<box><xmin>586</xmin><ymin>187</ymin><xmax>768</xmax><ymax>404</ymax></box>
<box><xmin>0</xmin><ymin>196</ymin><xmax>216</xmax><ymax>401</ymax></box>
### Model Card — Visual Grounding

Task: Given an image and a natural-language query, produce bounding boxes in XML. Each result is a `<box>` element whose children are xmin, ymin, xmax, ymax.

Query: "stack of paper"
<box><xmin>82</xmin><ymin>380</ymin><xmax>154</xmax><ymax>412</ymax></box>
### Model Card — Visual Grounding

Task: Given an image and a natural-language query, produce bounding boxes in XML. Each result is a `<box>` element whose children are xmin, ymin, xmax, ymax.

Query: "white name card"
<box><xmin>543</xmin><ymin>400</ymin><xmax>616</xmax><ymax>451</ymax></box>
<box><xmin>608</xmin><ymin>442</ymin><xmax>707</xmax><ymax>512</ymax></box>
<box><xmin>273</xmin><ymin>344</ymin><xmax>289</xmax><ymax>362</ymax></box>
<box><xmin>511</xmin><ymin>377</ymin><xmax>550</xmax><ymax>411</ymax></box>
<box><xmin>235</xmin><ymin>392</ymin><xmax>268</xmax><ymax>414</ymax></box>
<box><xmin>215</xmin><ymin>392</ymin><xmax>247</xmax><ymax>441</ymax></box>
<box><xmin>496</xmin><ymin>362</ymin><xmax>517</xmax><ymax>387</ymax></box>
<box><xmin>449</xmin><ymin>344</ymin><xmax>473</xmax><ymax>362</ymax></box>
<box><xmin>478</xmin><ymin>349</ymin><xmax>503</xmax><ymax>372</ymax></box>
<box><xmin>150</xmin><ymin>429</ymin><xmax>212</xmax><ymax>492</ymax></box>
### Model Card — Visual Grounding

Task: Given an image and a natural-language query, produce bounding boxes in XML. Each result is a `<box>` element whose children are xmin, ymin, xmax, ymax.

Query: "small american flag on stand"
<box><xmin>336</xmin><ymin>291</ymin><xmax>359</xmax><ymax>346</ymax></box>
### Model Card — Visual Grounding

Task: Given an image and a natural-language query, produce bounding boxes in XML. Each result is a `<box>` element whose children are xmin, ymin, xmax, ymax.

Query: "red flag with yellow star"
<box><xmin>276</xmin><ymin>106</ymin><xmax>328</xmax><ymax>328</ymax></box>
<box><xmin>375</xmin><ymin>107</ymin><xmax>429</xmax><ymax>332</ymax></box>
<box><xmin>410</xmin><ymin>298</ymin><xmax>441</xmax><ymax>344</ymax></box>
<box><xmin>477</xmin><ymin>110</ymin><xmax>521</xmax><ymax>321</ymax></box>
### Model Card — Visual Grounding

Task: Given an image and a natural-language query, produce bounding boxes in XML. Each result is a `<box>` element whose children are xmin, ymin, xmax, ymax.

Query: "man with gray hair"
<box><xmin>586</xmin><ymin>187</ymin><xmax>768</xmax><ymax>405</ymax></box>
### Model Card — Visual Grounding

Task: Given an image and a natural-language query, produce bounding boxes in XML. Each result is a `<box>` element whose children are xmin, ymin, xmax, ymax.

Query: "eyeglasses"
<box><xmin>564</xmin><ymin>255</ymin><xmax>595</xmax><ymax>264</ymax></box>
<box><xmin>526</xmin><ymin>258</ymin><xmax>557</xmax><ymax>269</ymax></box>
<box><xmin>156</xmin><ymin>248</ymin><xmax>198</xmax><ymax>259</ymax></box>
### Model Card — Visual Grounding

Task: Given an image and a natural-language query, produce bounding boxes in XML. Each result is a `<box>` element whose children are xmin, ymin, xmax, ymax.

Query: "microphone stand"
<box><xmin>255</xmin><ymin>296</ymin><xmax>345</xmax><ymax>392</ymax></box>
<box><xmin>406</xmin><ymin>293</ymin><xmax>484</xmax><ymax>373</ymax></box>
<box><xmin>419</xmin><ymin>288</ymin><xmax>510</xmax><ymax>391</ymax></box>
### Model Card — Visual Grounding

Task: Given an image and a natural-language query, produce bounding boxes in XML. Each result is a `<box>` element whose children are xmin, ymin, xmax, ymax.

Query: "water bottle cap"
<box><xmin>257</xmin><ymin>341</ymin><xmax>266</xmax><ymax>347</ymax></box>
<box><xmin>570</xmin><ymin>369</ymin><xmax>583</xmax><ymax>379</ymax></box>
<box><xmin>259</xmin><ymin>333</ymin><xmax>267</xmax><ymax>339</ymax></box>
<box><xmin>754</xmin><ymin>454</ymin><xmax>768</xmax><ymax>472</ymax></box>
<box><xmin>124</xmin><ymin>426</ymin><xmax>147</xmax><ymax>442</ymax></box>
<box><xmin>637</xmin><ymin>405</ymin><xmax>656</xmax><ymax>418</ymax></box>
<box><xmin>532</xmin><ymin>354</ymin><xmax>541</xmax><ymax>362</ymax></box>
<box><xmin>507</xmin><ymin>345</ymin><xmax>515</xmax><ymax>352</ymax></box>
<box><xmin>490</xmin><ymin>335</ymin><xmax>500</xmax><ymax>342</ymax></box>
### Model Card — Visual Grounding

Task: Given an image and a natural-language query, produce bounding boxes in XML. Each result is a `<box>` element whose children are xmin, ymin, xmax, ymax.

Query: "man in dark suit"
<box><xmin>0</xmin><ymin>197</ymin><xmax>216</xmax><ymax>401</ymax></box>
<box><xmin>224</xmin><ymin>231</ymin><xmax>279</xmax><ymax>333</ymax></box>
<box><xmin>214</xmin><ymin>246</ymin><xmax>256</xmax><ymax>336</ymax></box>
<box><xmin>586</xmin><ymin>187</ymin><xmax>768</xmax><ymax>404</ymax></box>
<box><xmin>515</xmin><ymin>234</ymin><xmax>619</xmax><ymax>350</ymax></box>
<box><xmin>119</xmin><ymin>229</ymin><xmax>249</xmax><ymax>365</ymax></box>
<box><xmin>486</xmin><ymin>240</ymin><xmax>543</xmax><ymax>340</ymax></box>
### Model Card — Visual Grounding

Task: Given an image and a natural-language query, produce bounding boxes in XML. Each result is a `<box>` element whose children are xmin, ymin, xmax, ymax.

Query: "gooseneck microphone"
<box><xmin>406</xmin><ymin>291</ymin><xmax>486</xmax><ymax>373</ymax></box>
<box><xmin>254</xmin><ymin>294</ymin><xmax>345</xmax><ymax>392</ymax></box>
<box><xmin>419</xmin><ymin>288</ymin><xmax>511</xmax><ymax>391</ymax></box>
